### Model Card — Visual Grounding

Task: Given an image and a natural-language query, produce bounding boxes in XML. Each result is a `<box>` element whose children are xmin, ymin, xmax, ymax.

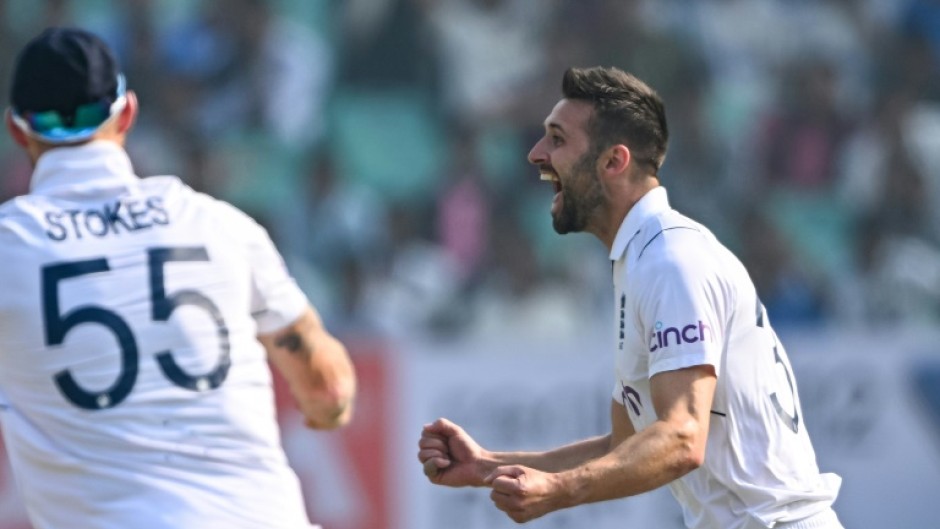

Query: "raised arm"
<box><xmin>259</xmin><ymin>306</ymin><xmax>357</xmax><ymax>430</ymax></box>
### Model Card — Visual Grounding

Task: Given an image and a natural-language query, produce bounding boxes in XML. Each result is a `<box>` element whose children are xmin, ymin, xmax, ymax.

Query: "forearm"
<box><xmin>262</xmin><ymin>308</ymin><xmax>357</xmax><ymax>429</ymax></box>
<box><xmin>558</xmin><ymin>419</ymin><xmax>701</xmax><ymax>507</ymax></box>
<box><xmin>486</xmin><ymin>434</ymin><xmax>611</xmax><ymax>475</ymax></box>
<box><xmin>292</xmin><ymin>333</ymin><xmax>356</xmax><ymax>429</ymax></box>
<box><xmin>481</xmin><ymin>370</ymin><xmax>714</xmax><ymax>523</ymax></box>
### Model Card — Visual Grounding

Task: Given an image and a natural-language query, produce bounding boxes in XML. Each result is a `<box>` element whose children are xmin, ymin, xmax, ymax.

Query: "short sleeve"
<box><xmin>244</xmin><ymin>221</ymin><xmax>309</xmax><ymax>334</ymax></box>
<box><xmin>633</xmin><ymin>245</ymin><xmax>729</xmax><ymax>379</ymax></box>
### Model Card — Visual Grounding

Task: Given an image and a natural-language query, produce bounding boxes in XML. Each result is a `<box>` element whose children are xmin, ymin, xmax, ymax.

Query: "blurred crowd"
<box><xmin>2</xmin><ymin>0</ymin><xmax>940</xmax><ymax>342</ymax></box>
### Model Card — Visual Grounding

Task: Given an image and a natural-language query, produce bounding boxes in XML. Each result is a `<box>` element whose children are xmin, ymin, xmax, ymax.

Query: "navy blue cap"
<box><xmin>9</xmin><ymin>27</ymin><xmax>125</xmax><ymax>143</ymax></box>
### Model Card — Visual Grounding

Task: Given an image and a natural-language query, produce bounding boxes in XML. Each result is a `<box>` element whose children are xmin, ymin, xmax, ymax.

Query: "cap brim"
<box><xmin>11</xmin><ymin>87</ymin><xmax>127</xmax><ymax>145</ymax></box>
<box><xmin>30</xmin><ymin>126</ymin><xmax>100</xmax><ymax>144</ymax></box>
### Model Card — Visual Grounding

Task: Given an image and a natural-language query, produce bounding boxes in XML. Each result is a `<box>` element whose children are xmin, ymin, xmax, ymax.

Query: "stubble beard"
<box><xmin>552</xmin><ymin>151</ymin><xmax>604</xmax><ymax>235</ymax></box>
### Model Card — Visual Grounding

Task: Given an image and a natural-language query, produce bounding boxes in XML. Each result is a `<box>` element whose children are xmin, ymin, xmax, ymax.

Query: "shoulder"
<box><xmin>0</xmin><ymin>195</ymin><xmax>52</xmax><ymax>244</ymax></box>
<box><xmin>623</xmin><ymin>211</ymin><xmax>737</xmax><ymax>294</ymax></box>
<box><xmin>137</xmin><ymin>174</ymin><xmax>197</xmax><ymax>201</ymax></box>
<box><xmin>141</xmin><ymin>176</ymin><xmax>264</xmax><ymax>232</ymax></box>
<box><xmin>0</xmin><ymin>196</ymin><xmax>20</xmax><ymax>220</ymax></box>
<box><xmin>0</xmin><ymin>193</ymin><xmax>38</xmax><ymax>218</ymax></box>
<box><xmin>0</xmin><ymin>202</ymin><xmax>16</xmax><ymax>242</ymax></box>
<box><xmin>631</xmin><ymin>210</ymin><xmax>712</xmax><ymax>269</ymax></box>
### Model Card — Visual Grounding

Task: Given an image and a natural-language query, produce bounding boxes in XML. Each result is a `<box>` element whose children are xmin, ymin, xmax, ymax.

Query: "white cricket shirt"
<box><xmin>0</xmin><ymin>142</ymin><xmax>316</xmax><ymax>529</ymax></box>
<box><xmin>610</xmin><ymin>187</ymin><xmax>841</xmax><ymax>529</ymax></box>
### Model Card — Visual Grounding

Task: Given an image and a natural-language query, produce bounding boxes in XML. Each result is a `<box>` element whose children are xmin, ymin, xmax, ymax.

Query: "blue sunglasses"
<box><xmin>11</xmin><ymin>75</ymin><xmax>127</xmax><ymax>144</ymax></box>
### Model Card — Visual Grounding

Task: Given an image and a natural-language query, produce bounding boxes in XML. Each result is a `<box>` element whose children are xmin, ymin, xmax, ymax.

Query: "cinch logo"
<box><xmin>649</xmin><ymin>320</ymin><xmax>712</xmax><ymax>352</ymax></box>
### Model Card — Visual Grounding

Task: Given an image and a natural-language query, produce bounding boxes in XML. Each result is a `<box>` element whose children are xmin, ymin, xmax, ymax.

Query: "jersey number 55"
<box><xmin>41</xmin><ymin>246</ymin><xmax>231</xmax><ymax>410</ymax></box>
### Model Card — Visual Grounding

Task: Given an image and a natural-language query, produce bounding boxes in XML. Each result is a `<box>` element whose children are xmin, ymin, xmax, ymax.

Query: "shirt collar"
<box><xmin>609</xmin><ymin>186</ymin><xmax>672</xmax><ymax>261</ymax></box>
<box><xmin>29</xmin><ymin>140</ymin><xmax>137</xmax><ymax>196</ymax></box>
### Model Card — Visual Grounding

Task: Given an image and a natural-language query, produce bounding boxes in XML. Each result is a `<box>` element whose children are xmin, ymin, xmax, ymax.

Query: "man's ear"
<box><xmin>116</xmin><ymin>91</ymin><xmax>138</xmax><ymax>135</ymax></box>
<box><xmin>601</xmin><ymin>144</ymin><xmax>631</xmax><ymax>176</ymax></box>
<box><xmin>5</xmin><ymin>109</ymin><xmax>30</xmax><ymax>148</ymax></box>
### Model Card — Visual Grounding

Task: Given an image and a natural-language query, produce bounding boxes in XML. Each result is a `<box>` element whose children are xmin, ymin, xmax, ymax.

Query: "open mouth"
<box><xmin>540</xmin><ymin>172</ymin><xmax>561</xmax><ymax>193</ymax></box>
<box><xmin>540</xmin><ymin>172</ymin><xmax>563</xmax><ymax>213</ymax></box>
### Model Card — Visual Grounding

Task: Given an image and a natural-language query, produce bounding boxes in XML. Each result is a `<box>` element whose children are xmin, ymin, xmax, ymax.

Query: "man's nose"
<box><xmin>527</xmin><ymin>139</ymin><xmax>546</xmax><ymax>166</ymax></box>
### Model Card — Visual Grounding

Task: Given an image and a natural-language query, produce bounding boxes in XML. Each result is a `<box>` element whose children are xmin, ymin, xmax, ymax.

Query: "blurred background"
<box><xmin>1</xmin><ymin>0</ymin><xmax>939</xmax><ymax>528</ymax></box>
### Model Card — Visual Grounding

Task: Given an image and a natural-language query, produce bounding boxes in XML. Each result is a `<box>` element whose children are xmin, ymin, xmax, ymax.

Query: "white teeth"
<box><xmin>540</xmin><ymin>173</ymin><xmax>559</xmax><ymax>182</ymax></box>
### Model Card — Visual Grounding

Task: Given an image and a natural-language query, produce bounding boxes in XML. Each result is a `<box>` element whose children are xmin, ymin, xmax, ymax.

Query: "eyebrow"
<box><xmin>545</xmin><ymin>122</ymin><xmax>566</xmax><ymax>134</ymax></box>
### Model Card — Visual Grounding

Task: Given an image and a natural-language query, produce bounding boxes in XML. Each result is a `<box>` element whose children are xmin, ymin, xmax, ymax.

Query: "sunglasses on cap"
<box><xmin>10</xmin><ymin>74</ymin><xmax>127</xmax><ymax>144</ymax></box>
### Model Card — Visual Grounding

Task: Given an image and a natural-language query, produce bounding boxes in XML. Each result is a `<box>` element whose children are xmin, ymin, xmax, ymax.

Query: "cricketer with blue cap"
<box><xmin>0</xmin><ymin>26</ymin><xmax>356</xmax><ymax>529</ymax></box>
<box><xmin>8</xmin><ymin>27</ymin><xmax>128</xmax><ymax>144</ymax></box>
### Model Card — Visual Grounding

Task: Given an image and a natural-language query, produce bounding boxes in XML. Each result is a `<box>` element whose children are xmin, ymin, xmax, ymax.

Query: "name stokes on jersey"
<box><xmin>44</xmin><ymin>196</ymin><xmax>169</xmax><ymax>241</ymax></box>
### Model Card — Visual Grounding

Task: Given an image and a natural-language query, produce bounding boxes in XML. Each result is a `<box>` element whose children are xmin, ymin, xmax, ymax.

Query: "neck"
<box><xmin>589</xmin><ymin>177</ymin><xmax>660</xmax><ymax>251</ymax></box>
<box><xmin>27</xmin><ymin>136</ymin><xmax>123</xmax><ymax>166</ymax></box>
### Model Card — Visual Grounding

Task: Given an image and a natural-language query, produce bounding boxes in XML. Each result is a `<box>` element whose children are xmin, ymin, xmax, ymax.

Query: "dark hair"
<box><xmin>562</xmin><ymin>66</ymin><xmax>668</xmax><ymax>173</ymax></box>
